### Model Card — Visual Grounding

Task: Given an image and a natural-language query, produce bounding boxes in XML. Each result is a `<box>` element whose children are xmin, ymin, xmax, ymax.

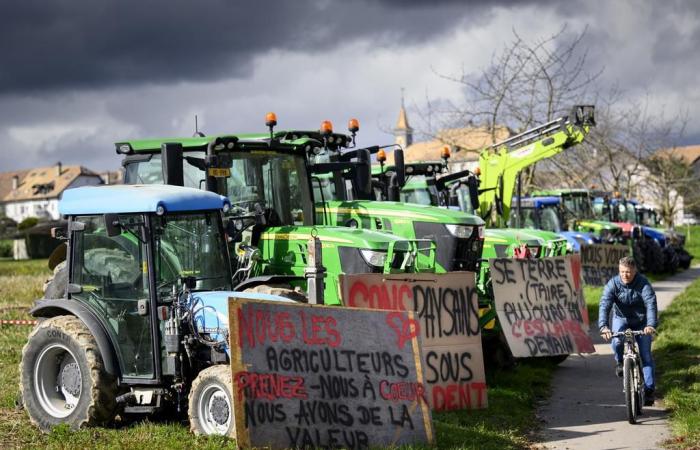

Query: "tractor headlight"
<box><xmin>446</xmin><ymin>224</ymin><xmax>473</xmax><ymax>238</ymax></box>
<box><xmin>360</xmin><ymin>249</ymin><xmax>387</xmax><ymax>268</ymax></box>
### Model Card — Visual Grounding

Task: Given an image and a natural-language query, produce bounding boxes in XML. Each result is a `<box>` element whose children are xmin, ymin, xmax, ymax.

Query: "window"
<box><xmin>70</xmin><ymin>215</ymin><xmax>153</xmax><ymax>378</ymax></box>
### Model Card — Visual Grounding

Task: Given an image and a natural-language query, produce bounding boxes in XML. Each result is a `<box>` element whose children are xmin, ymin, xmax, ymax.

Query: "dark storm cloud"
<box><xmin>0</xmin><ymin>0</ymin><xmax>540</xmax><ymax>94</ymax></box>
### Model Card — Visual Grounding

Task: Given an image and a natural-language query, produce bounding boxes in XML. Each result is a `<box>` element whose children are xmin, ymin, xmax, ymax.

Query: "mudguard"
<box><xmin>29</xmin><ymin>299</ymin><xmax>120</xmax><ymax>377</ymax></box>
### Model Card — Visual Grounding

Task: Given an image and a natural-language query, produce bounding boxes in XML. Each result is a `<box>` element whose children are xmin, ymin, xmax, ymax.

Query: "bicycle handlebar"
<box><xmin>610</xmin><ymin>329</ymin><xmax>651</xmax><ymax>338</ymax></box>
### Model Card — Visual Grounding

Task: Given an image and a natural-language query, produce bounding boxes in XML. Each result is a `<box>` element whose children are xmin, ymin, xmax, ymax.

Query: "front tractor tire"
<box><xmin>189</xmin><ymin>365</ymin><xmax>236</xmax><ymax>437</ymax></box>
<box><xmin>19</xmin><ymin>316</ymin><xmax>117</xmax><ymax>432</ymax></box>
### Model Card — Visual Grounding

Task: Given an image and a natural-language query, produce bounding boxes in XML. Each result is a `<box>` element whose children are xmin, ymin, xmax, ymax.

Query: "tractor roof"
<box><xmin>533</xmin><ymin>188</ymin><xmax>590</xmax><ymax>196</ymax></box>
<box><xmin>115</xmin><ymin>133</ymin><xmax>315</xmax><ymax>155</ymax></box>
<box><xmin>59</xmin><ymin>185</ymin><xmax>230</xmax><ymax>216</ymax></box>
<box><xmin>514</xmin><ymin>196</ymin><xmax>560</xmax><ymax>207</ymax></box>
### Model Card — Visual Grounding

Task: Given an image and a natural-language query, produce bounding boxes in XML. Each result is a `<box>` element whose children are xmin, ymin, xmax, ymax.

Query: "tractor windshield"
<box><xmin>539</xmin><ymin>204</ymin><xmax>563</xmax><ymax>232</ymax></box>
<box><xmin>124</xmin><ymin>151</ymin><xmax>313</xmax><ymax>226</ymax></box>
<box><xmin>562</xmin><ymin>193</ymin><xmax>594</xmax><ymax>221</ymax></box>
<box><xmin>153</xmin><ymin>212</ymin><xmax>231</xmax><ymax>292</ymax></box>
<box><xmin>224</xmin><ymin>152</ymin><xmax>312</xmax><ymax>226</ymax></box>
<box><xmin>401</xmin><ymin>187</ymin><xmax>432</xmax><ymax>206</ymax></box>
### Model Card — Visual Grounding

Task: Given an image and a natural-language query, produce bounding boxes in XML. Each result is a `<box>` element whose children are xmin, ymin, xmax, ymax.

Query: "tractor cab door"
<box><xmin>69</xmin><ymin>214</ymin><xmax>155</xmax><ymax>379</ymax></box>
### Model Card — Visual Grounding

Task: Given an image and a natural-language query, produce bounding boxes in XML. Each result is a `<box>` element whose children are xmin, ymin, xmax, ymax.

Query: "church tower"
<box><xmin>394</xmin><ymin>92</ymin><xmax>413</xmax><ymax>149</ymax></box>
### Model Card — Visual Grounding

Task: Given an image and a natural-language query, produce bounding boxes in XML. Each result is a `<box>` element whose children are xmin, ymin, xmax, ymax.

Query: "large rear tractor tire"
<box><xmin>244</xmin><ymin>284</ymin><xmax>308</xmax><ymax>303</ymax></box>
<box><xmin>43</xmin><ymin>261</ymin><xmax>68</xmax><ymax>299</ymax></box>
<box><xmin>189</xmin><ymin>365</ymin><xmax>236</xmax><ymax>437</ymax></box>
<box><xmin>19</xmin><ymin>316</ymin><xmax>117</xmax><ymax>431</ymax></box>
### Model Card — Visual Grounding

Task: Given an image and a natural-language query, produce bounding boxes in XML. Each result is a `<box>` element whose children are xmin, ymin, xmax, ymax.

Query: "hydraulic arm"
<box><xmin>478</xmin><ymin>105</ymin><xmax>595</xmax><ymax>226</ymax></box>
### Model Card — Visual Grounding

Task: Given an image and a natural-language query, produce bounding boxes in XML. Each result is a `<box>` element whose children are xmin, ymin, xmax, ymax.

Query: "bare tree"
<box><xmin>415</xmin><ymin>25</ymin><xmax>602</xmax><ymax>189</ymax></box>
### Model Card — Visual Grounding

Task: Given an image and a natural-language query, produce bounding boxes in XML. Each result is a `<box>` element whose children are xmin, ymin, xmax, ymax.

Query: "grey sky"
<box><xmin>0</xmin><ymin>0</ymin><xmax>697</xmax><ymax>172</ymax></box>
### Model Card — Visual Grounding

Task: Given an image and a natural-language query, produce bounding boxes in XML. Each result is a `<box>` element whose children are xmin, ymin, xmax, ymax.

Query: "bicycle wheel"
<box><xmin>624</xmin><ymin>358</ymin><xmax>637</xmax><ymax>424</ymax></box>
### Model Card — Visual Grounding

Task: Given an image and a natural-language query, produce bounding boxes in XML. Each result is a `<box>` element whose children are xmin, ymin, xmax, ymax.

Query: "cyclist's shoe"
<box><xmin>615</xmin><ymin>362</ymin><xmax>623</xmax><ymax>378</ymax></box>
<box><xmin>644</xmin><ymin>389</ymin><xmax>655</xmax><ymax>406</ymax></box>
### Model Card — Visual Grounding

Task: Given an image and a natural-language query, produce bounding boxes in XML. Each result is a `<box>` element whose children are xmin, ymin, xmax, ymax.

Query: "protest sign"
<box><xmin>228</xmin><ymin>298</ymin><xmax>433</xmax><ymax>449</ymax></box>
<box><xmin>490</xmin><ymin>256</ymin><xmax>594</xmax><ymax>358</ymax></box>
<box><xmin>580</xmin><ymin>244</ymin><xmax>630</xmax><ymax>286</ymax></box>
<box><xmin>340</xmin><ymin>272</ymin><xmax>487</xmax><ymax>411</ymax></box>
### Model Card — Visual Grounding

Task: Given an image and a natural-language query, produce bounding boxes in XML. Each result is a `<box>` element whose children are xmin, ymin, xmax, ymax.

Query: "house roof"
<box><xmin>397</xmin><ymin>126</ymin><xmax>512</xmax><ymax>163</ymax></box>
<box><xmin>2</xmin><ymin>165</ymin><xmax>102</xmax><ymax>202</ymax></box>
<box><xmin>0</xmin><ymin>170</ymin><xmax>29</xmax><ymax>202</ymax></box>
<box><xmin>656</xmin><ymin>145</ymin><xmax>700</xmax><ymax>165</ymax></box>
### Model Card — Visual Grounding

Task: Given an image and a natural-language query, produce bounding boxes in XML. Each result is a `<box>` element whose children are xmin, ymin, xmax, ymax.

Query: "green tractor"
<box><xmin>532</xmin><ymin>188</ymin><xmax>625</xmax><ymax>244</ymax></box>
<box><xmin>116</xmin><ymin>133</ymin><xmax>433</xmax><ymax>306</ymax></box>
<box><xmin>21</xmin><ymin>184</ymin><xmax>294</xmax><ymax>435</ymax></box>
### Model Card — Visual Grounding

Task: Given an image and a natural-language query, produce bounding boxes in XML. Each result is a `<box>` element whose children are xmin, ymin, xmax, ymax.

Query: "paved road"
<box><xmin>535</xmin><ymin>266</ymin><xmax>700</xmax><ymax>450</ymax></box>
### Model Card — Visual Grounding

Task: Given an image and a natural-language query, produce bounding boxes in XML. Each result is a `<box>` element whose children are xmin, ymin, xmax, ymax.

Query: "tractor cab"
<box><xmin>118</xmin><ymin>134</ymin><xmax>425</xmax><ymax>305</ymax></box>
<box><xmin>24</xmin><ymin>184</ymin><xmax>289</xmax><ymax>435</ymax></box>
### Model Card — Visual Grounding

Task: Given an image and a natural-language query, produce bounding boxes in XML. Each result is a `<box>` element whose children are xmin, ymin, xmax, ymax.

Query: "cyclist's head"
<box><xmin>618</xmin><ymin>256</ymin><xmax>637</xmax><ymax>284</ymax></box>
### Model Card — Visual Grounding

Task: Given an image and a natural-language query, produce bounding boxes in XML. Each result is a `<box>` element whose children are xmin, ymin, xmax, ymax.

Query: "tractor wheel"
<box><xmin>662</xmin><ymin>246</ymin><xmax>680</xmax><ymax>273</ymax></box>
<box><xmin>244</xmin><ymin>284</ymin><xmax>308</xmax><ymax>303</ymax></box>
<box><xmin>19</xmin><ymin>316</ymin><xmax>117</xmax><ymax>432</ymax></box>
<box><xmin>43</xmin><ymin>261</ymin><xmax>68</xmax><ymax>299</ymax></box>
<box><xmin>641</xmin><ymin>240</ymin><xmax>664</xmax><ymax>274</ymax></box>
<box><xmin>188</xmin><ymin>365</ymin><xmax>235</xmax><ymax>437</ymax></box>
<box><xmin>674</xmin><ymin>247</ymin><xmax>692</xmax><ymax>270</ymax></box>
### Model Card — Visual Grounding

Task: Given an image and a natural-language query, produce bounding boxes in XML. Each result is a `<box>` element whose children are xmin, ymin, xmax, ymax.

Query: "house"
<box><xmin>0</xmin><ymin>169</ymin><xmax>29</xmax><ymax>217</ymax></box>
<box><xmin>391</xmin><ymin>103</ymin><xmax>511</xmax><ymax>172</ymax></box>
<box><xmin>1</xmin><ymin>163</ymin><xmax>103</xmax><ymax>223</ymax></box>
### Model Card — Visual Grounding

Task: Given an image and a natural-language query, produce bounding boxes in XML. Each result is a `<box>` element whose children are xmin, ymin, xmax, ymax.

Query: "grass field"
<box><xmin>655</xmin><ymin>276</ymin><xmax>700</xmax><ymax>449</ymax></box>
<box><xmin>2</xmin><ymin>253</ymin><xmax>694</xmax><ymax>449</ymax></box>
<box><xmin>0</xmin><ymin>258</ymin><xmax>557</xmax><ymax>449</ymax></box>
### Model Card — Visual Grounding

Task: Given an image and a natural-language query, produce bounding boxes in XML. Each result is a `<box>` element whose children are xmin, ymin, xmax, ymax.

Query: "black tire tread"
<box><xmin>19</xmin><ymin>315</ymin><xmax>117</xmax><ymax>431</ymax></box>
<box><xmin>624</xmin><ymin>357</ymin><xmax>636</xmax><ymax>424</ymax></box>
<box><xmin>188</xmin><ymin>364</ymin><xmax>235</xmax><ymax>437</ymax></box>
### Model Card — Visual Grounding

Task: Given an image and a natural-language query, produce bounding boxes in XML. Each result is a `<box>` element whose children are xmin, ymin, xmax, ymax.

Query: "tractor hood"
<box><xmin>261</xmin><ymin>225</ymin><xmax>413</xmax><ymax>250</ymax></box>
<box><xmin>320</xmin><ymin>200</ymin><xmax>485</xmax><ymax>226</ymax></box>
<box><xmin>576</xmin><ymin>219</ymin><xmax>622</xmax><ymax>232</ymax></box>
<box><xmin>190</xmin><ymin>291</ymin><xmax>296</xmax><ymax>356</ymax></box>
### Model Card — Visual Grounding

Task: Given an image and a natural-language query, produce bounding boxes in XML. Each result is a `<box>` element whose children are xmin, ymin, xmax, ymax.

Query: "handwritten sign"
<box><xmin>340</xmin><ymin>272</ymin><xmax>487</xmax><ymax>411</ymax></box>
<box><xmin>228</xmin><ymin>298</ymin><xmax>433</xmax><ymax>449</ymax></box>
<box><xmin>490</xmin><ymin>256</ymin><xmax>595</xmax><ymax>358</ymax></box>
<box><xmin>580</xmin><ymin>244</ymin><xmax>630</xmax><ymax>286</ymax></box>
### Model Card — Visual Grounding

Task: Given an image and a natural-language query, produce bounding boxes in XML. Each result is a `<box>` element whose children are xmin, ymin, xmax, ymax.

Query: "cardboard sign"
<box><xmin>490</xmin><ymin>256</ymin><xmax>595</xmax><ymax>358</ymax></box>
<box><xmin>580</xmin><ymin>244</ymin><xmax>630</xmax><ymax>286</ymax></box>
<box><xmin>340</xmin><ymin>272</ymin><xmax>487</xmax><ymax>411</ymax></box>
<box><xmin>228</xmin><ymin>298</ymin><xmax>433</xmax><ymax>449</ymax></box>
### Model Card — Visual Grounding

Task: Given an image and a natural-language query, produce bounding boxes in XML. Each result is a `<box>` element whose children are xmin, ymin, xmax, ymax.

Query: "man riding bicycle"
<box><xmin>599</xmin><ymin>256</ymin><xmax>658</xmax><ymax>406</ymax></box>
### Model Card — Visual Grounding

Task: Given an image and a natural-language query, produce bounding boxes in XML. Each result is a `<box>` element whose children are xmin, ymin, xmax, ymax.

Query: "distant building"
<box><xmin>1</xmin><ymin>163</ymin><xmax>103</xmax><ymax>223</ymax></box>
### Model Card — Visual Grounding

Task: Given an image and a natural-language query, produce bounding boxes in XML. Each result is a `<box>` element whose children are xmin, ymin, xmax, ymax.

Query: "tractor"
<box><xmin>21</xmin><ymin>184</ymin><xmax>294</xmax><ymax>435</ymax></box>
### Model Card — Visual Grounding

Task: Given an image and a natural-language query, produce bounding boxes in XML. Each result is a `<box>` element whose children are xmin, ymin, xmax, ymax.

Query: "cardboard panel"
<box><xmin>580</xmin><ymin>244</ymin><xmax>629</xmax><ymax>286</ymax></box>
<box><xmin>490</xmin><ymin>256</ymin><xmax>595</xmax><ymax>358</ymax></box>
<box><xmin>228</xmin><ymin>298</ymin><xmax>433</xmax><ymax>449</ymax></box>
<box><xmin>340</xmin><ymin>272</ymin><xmax>487</xmax><ymax>410</ymax></box>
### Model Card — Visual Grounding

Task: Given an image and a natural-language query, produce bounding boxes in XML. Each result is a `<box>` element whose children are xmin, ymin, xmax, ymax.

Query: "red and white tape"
<box><xmin>0</xmin><ymin>319</ymin><xmax>38</xmax><ymax>326</ymax></box>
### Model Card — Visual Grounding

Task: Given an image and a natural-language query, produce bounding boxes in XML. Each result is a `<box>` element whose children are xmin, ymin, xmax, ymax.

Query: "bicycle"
<box><xmin>610</xmin><ymin>329</ymin><xmax>648</xmax><ymax>424</ymax></box>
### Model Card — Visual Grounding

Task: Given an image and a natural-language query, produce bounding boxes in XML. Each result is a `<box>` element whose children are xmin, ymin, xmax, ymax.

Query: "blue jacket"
<box><xmin>598</xmin><ymin>274</ymin><xmax>658</xmax><ymax>331</ymax></box>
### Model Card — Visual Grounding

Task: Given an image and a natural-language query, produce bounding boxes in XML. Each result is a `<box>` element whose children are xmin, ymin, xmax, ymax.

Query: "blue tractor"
<box><xmin>509</xmin><ymin>196</ymin><xmax>598</xmax><ymax>252</ymax></box>
<box><xmin>20</xmin><ymin>184</ymin><xmax>292</xmax><ymax>436</ymax></box>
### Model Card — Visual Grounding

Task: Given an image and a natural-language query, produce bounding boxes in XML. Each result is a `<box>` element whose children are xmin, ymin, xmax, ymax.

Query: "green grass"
<box><xmin>678</xmin><ymin>225</ymin><xmax>700</xmax><ymax>262</ymax></box>
<box><xmin>0</xmin><ymin>259</ymin><xmax>554</xmax><ymax>449</ymax></box>
<box><xmin>654</xmin><ymin>276</ymin><xmax>700</xmax><ymax>449</ymax></box>
<box><xmin>0</xmin><ymin>258</ymin><xmax>50</xmax><ymax>276</ymax></box>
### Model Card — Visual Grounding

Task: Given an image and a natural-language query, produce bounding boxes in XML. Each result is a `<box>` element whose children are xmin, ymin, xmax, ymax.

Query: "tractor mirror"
<box><xmin>104</xmin><ymin>213</ymin><xmax>122</xmax><ymax>237</ymax></box>
<box><xmin>394</xmin><ymin>149</ymin><xmax>406</xmax><ymax>188</ymax></box>
<box><xmin>162</xmin><ymin>143</ymin><xmax>184</xmax><ymax>186</ymax></box>
<box><xmin>355</xmin><ymin>149</ymin><xmax>372</xmax><ymax>199</ymax></box>
<box><xmin>467</xmin><ymin>176</ymin><xmax>480</xmax><ymax>211</ymax></box>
